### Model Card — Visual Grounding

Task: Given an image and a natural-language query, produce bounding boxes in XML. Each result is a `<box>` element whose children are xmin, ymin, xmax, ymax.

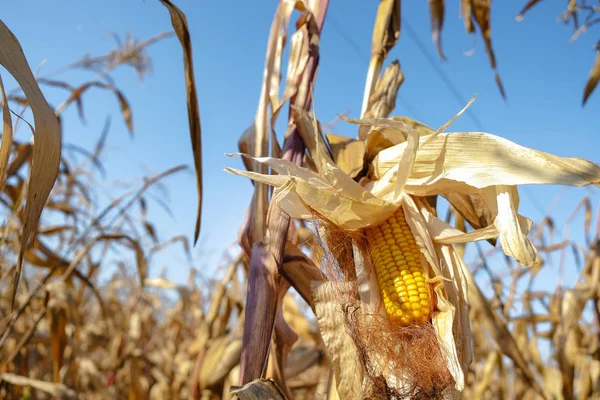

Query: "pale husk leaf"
<box><xmin>325</xmin><ymin>133</ymin><xmax>365</xmax><ymax>178</ymax></box>
<box><xmin>311</xmin><ymin>281</ymin><xmax>363</xmax><ymax>399</ymax></box>
<box><xmin>493</xmin><ymin>185</ymin><xmax>541</xmax><ymax>267</ymax></box>
<box><xmin>402</xmin><ymin>195</ymin><xmax>469</xmax><ymax>390</ymax></box>
<box><xmin>364</xmin><ymin>116</ymin><xmax>435</xmax><ymax>162</ymax></box>
<box><xmin>371</xmin><ymin>131</ymin><xmax>600</xmax><ymax>192</ymax></box>
<box><xmin>225</xmin><ymin>154</ymin><xmax>398</xmax><ymax>229</ymax></box>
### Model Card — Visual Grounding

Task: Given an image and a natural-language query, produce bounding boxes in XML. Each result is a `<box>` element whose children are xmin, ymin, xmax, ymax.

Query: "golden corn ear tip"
<box><xmin>365</xmin><ymin>206</ymin><xmax>433</xmax><ymax>326</ymax></box>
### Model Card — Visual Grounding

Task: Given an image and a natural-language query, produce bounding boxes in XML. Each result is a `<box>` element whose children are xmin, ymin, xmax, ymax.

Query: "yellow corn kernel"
<box><xmin>365</xmin><ymin>206</ymin><xmax>432</xmax><ymax>326</ymax></box>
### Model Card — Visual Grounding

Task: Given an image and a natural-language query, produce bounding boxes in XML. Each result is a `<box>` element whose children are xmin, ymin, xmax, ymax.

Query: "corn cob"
<box><xmin>365</xmin><ymin>206</ymin><xmax>432</xmax><ymax>326</ymax></box>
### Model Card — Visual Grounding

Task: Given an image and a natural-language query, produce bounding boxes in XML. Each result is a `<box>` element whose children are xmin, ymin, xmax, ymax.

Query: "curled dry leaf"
<box><xmin>515</xmin><ymin>0</ymin><xmax>545</xmax><ymax>21</ymax></box>
<box><xmin>463</xmin><ymin>0</ymin><xmax>507</xmax><ymax>100</ymax></box>
<box><xmin>461</xmin><ymin>0</ymin><xmax>474</xmax><ymax>33</ymax></box>
<box><xmin>444</xmin><ymin>191</ymin><xmax>496</xmax><ymax>246</ymax></box>
<box><xmin>428</xmin><ymin>0</ymin><xmax>447</xmax><ymax>60</ymax></box>
<box><xmin>0</xmin><ymin>19</ymin><xmax>62</xmax><ymax>309</ymax></box>
<box><xmin>42</xmin><ymin>79</ymin><xmax>134</xmax><ymax>135</ymax></box>
<box><xmin>582</xmin><ymin>46</ymin><xmax>600</xmax><ymax>106</ymax></box>
<box><xmin>159</xmin><ymin>0</ymin><xmax>203</xmax><ymax>244</ymax></box>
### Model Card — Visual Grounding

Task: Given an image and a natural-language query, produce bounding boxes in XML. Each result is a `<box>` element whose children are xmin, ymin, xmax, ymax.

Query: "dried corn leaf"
<box><xmin>0</xmin><ymin>373</ymin><xmax>76</xmax><ymax>399</ymax></box>
<box><xmin>292</xmin><ymin>106</ymin><xmax>334</xmax><ymax>174</ymax></box>
<box><xmin>359</xmin><ymin>60</ymin><xmax>404</xmax><ymax>140</ymax></box>
<box><xmin>406</xmin><ymin>196</ymin><xmax>471</xmax><ymax>389</ymax></box>
<box><xmin>159</xmin><ymin>0</ymin><xmax>203</xmax><ymax>243</ymax></box>
<box><xmin>0</xmin><ymin>20</ymin><xmax>62</xmax><ymax>309</ymax></box>
<box><xmin>284</xmin><ymin>347</ymin><xmax>322</xmax><ymax>379</ymax></box>
<box><xmin>444</xmin><ymin>192</ymin><xmax>494</xmax><ymax>232</ymax></box>
<box><xmin>48</xmin><ymin>79</ymin><xmax>134</xmax><ymax>135</ymax></box>
<box><xmin>225</xmin><ymin>152</ymin><xmax>398</xmax><ymax>229</ymax></box>
<box><xmin>0</xmin><ymin>74</ymin><xmax>13</xmax><ymax>191</ymax></box>
<box><xmin>428</xmin><ymin>0</ymin><xmax>446</xmax><ymax>60</ymax></box>
<box><xmin>270</xmin><ymin>2</ymin><xmax>308</xmax><ymax>146</ymax></box>
<box><xmin>516</xmin><ymin>0</ymin><xmax>544</xmax><ymax>21</ymax></box>
<box><xmin>361</xmin><ymin>0</ymin><xmax>401</xmax><ymax>116</ymax></box>
<box><xmin>311</xmin><ymin>281</ymin><xmax>362</xmax><ymax>399</ymax></box>
<box><xmin>461</xmin><ymin>0</ymin><xmax>474</xmax><ymax>33</ymax></box>
<box><xmin>467</xmin><ymin>0</ymin><xmax>506</xmax><ymax>100</ymax></box>
<box><xmin>364</xmin><ymin>116</ymin><xmax>435</xmax><ymax>162</ymax></box>
<box><xmin>200</xmin><ymin>337</ymin><xmax>242</xmax><ymax>388</ymax></box>
<box><xmin>38</xmin><ymin>225</ymin><xmax>73</xmax><ymax>236</ymax></box>
<box><xmin>582</xmin><ymin>47</ymin><xmax>600</xmax><ymax>106</ymax></box>
<box><xmin>325</xmin><ymin>133</ymin><xmax>365</xmax><ymax>178</ymax></box>
<box><xmin>372</xmin><ymin>0</ymin><xmax>401</xmax><ymax>55</ymax></box>
<box><xmin>453</xmin><ymin>207</ymin><xmax>467</xmax><ymax>258</ymax></box>
<box><xmin>114</xmin><ymin>88</ymin><xmax>133</xmax><ymax>134</ymax></box>
<box><xmin>371</xmin><ymin>131</ymin><xmax>600</xmax><ymax>191</ymax></box>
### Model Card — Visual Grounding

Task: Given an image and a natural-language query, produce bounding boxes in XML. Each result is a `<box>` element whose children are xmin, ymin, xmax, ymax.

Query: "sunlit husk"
<box><xmin>401</xmin><ymin>194</ymin><xmax>471</xmax><ymax>391</ymax></box>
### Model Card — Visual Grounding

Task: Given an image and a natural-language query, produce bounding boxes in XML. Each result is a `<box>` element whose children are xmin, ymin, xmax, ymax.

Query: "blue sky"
<box><xmin>2</xmin><ymin>1</ymin><xmax>599</xmax><ymax>290</ymax></box>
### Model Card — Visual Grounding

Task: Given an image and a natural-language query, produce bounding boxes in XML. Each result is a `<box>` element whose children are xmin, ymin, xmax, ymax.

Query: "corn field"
<box><xmin>1</xmin><ymin>1</ymin><xmax>600</xmax><ymax>399</ymax></box>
